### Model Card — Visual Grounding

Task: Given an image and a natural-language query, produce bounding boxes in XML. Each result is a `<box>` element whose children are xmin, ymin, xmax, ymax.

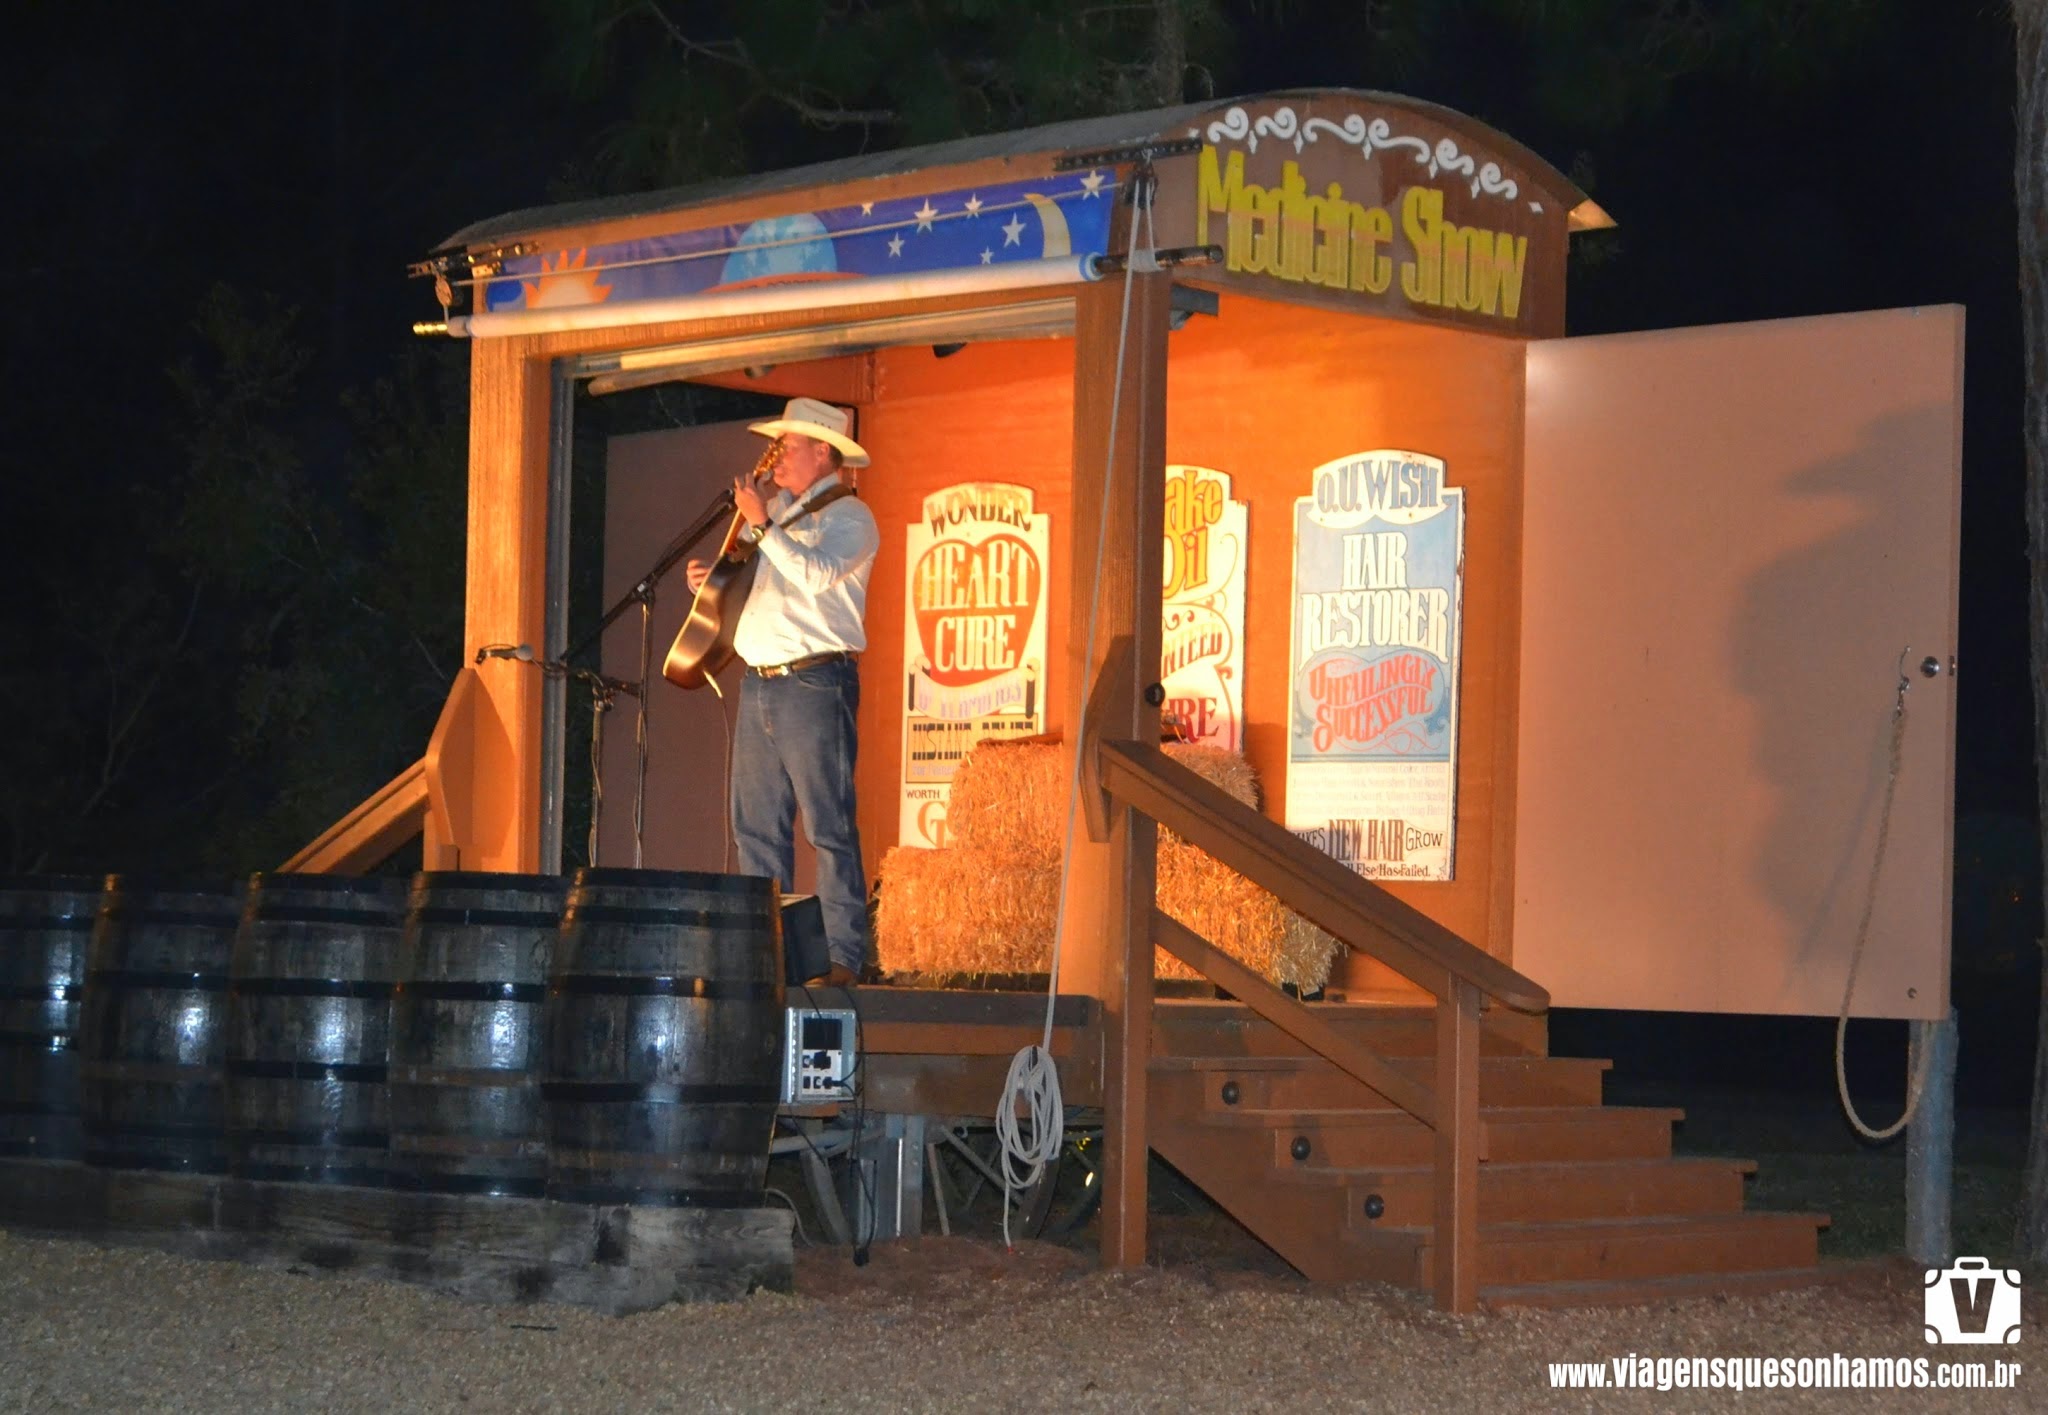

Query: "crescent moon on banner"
<box><xmin>1023</xmin><ymin>193</ymin><xmax>1071</xmax><ymax>258</ymax></box>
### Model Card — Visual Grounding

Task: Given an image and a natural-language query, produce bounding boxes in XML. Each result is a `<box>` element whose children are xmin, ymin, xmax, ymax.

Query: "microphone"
<box><xmin>475</xmin><ymin>643</ymin><xmax>534</xmax><ymax>663</ymax></box>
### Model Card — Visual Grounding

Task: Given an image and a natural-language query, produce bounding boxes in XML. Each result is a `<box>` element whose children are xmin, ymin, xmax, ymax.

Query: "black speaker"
<box><xmin>780</xmin><ymin>894</ymin><xmax>832</xmax><ymax>985</ymax></box>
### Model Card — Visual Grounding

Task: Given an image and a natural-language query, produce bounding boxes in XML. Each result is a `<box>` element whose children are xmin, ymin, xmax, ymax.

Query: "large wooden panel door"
<box><xmin>598</xmin><ymin>420</ymin><xmax>817</xmax><ymax>890</ymax></box>
<box><xmin>1518</xmin><ymin>307</ymin><xmax>1963</xmax><ymax>1019</ymax></box>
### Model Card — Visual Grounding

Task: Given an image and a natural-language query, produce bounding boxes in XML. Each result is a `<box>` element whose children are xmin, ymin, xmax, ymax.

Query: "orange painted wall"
<box><xmin>856</xmin><ymin>293</ymin><xmax>1527</xmax><ymax>981</ymax></box>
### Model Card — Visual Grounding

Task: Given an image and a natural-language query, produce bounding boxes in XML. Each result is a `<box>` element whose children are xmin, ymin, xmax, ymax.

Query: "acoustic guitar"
<box><xmin>661</xmin><ymin>438</ymin><xmax>784</xmax><ymax>691</ymax></box>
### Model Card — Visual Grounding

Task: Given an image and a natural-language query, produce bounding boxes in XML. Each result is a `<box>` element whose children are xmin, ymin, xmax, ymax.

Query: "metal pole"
<box><xmin>1905</xmin><ymin>1007</ymin><xmax>1957</xmax><ymax>1269</ymax></box>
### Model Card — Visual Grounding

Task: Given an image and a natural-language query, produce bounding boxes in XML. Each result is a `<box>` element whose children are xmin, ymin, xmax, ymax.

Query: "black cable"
<box><xmin>846</xmin><ymin>986</ymin><xmax>872</xmax><ymax>1266</ymax></box>
<box><xmin>720</xmin><ymin>681</ymin><xmax>736</xmax><ymax>874</ymax></box>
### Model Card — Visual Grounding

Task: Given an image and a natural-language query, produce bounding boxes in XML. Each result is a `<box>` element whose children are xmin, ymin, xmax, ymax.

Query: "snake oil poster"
<box><xmin>1160</xmin><ymin>465</ymin><xmax>1248</xmax><ymax>754</ymax></box>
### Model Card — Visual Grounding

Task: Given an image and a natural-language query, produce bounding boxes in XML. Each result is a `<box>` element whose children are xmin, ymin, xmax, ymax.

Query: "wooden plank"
<box><xmin>464</xmin><ymin>336</ymin><xmax>554</xmax><ymax>871</ymax></box>
<box><xmin>280</xmin><ymin>758</ymin><xmax>429</xmax><ymax>873</ymax></box>
<box><xmin>1151</xmin><ymin>912</ymin><xmax>1436</xmax><ymax>1125</ymax></box>
<box><xmin>422</xmin><ymin>665</ymin><xmax>484</xmax><ymax>869</ymax></box>
<box><xmin>848</xmin><ymin>988</ymin><xmax>1098</xmax><ymax>1030</ymax></box>
<box><xmin>861</xmin><ymin>1050</ymin><xmax>1102</xmax><ymax>1113</ymax></box>
<box><xmin>1433</xmin><ymin>980</ymin><xmax>1482</xmax><ymax>1314</ymax></box>
<box><xmin>1103</xmin><ymin>802</ymin><xmax>1157</xmax><ymax>1269</ymax></box>
<box><xmin>859</xmin><ymin>1020</ymin><xmax>1092</xmax><ymax>1058</ymax></box>
<box><xmin>0</xmin><ymin>1159</ymin><xmax>108</xmax><ymax>1234</ymax></box>
<box><xmin>1057</xmin><ymin>267</ymin><xmax>1170</xmax><ymax>1005</ymax></box>
<box><xmin>1098</xmin><ymin>739</ymin><xmax>1549</xmax><ymax>1013</ymax></box>
<box><xmin>0</xmin><ymin>1160</ymin><xmax>792</xmax><ymax>1316</ymax></box>
<box><xmin>1077</xmin><ymin>637</ymin><xmax>1134</xmax><ymax>844</ymax></box>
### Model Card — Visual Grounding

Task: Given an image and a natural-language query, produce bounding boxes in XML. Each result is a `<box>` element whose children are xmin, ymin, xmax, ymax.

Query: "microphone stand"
<box><xmin>483</xmin><ymin>485</ymin><xmax>739</xmax><ymax>869</ymax></box>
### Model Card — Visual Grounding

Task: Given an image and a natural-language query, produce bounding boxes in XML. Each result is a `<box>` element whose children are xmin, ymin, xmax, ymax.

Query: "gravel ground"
<box><xmin>0</xmin><ymin>1232</ymin><xmax>2036</xmax><ymax>1413</ymax></box>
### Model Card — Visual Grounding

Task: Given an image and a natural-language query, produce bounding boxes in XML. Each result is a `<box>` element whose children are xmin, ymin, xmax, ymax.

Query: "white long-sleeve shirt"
<box><xmin>731</xmin><ymin>472</ymin><xmax>881</xmax><ymax>669</ymax></box>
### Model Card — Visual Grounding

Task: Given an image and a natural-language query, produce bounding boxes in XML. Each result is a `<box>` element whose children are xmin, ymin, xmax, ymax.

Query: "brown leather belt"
<box><xmin>749</xmin><ymin>650</ymin><xmax>858</xmax><ymax>678</ymax></box>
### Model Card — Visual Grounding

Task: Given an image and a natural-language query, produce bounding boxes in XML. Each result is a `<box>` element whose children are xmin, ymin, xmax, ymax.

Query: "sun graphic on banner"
<box><xmin>521</xmin><ymin>249</ymin><xmax>613</xmax><ymax>310</ymax></box>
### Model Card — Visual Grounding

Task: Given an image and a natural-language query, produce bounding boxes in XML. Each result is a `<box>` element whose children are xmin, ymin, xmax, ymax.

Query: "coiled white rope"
<box><xmin>996</xmin><ymin>176</ymin><xmax>1155</xmax><ymax>1247</ymax></box>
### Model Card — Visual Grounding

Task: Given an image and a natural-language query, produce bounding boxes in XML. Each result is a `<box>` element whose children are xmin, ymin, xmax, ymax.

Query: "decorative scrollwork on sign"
<box><xmin>1253</xmin><ymin>107</ymin><xmax>1301</xmax><ymax>153</ymax></box>
<box><xmin>1211</xmin><ymin>105</ymin><xmax>1523</xmax><ymax>206</ymax></box>
<box><xmin>1302</xmin><ymin>114</ymin><xmax>1370</xmax><ymax>149</ymax></box>
<box><xmin>1432</xmin><ymin>138</ymin><xmax>1475</xmax><ymax>186</ymax></box>
<box><xmin>1205</xmin><ymin>107</ymin><xmax>1252</xmax><ymax>147</ymax></box>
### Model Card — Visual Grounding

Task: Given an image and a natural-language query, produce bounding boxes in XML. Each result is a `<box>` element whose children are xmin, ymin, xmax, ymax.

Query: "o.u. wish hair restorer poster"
<box><xmin>1285</xmin><ymin>449</ymin><xmax>1465</xmax><ymax>881</ymax></box>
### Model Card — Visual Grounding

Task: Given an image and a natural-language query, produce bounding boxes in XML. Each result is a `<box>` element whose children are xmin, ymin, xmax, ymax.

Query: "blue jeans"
<box><xmin>731</xmin><ymin>658</ymin><xmax>868</xmax><ymax>974</ymax></box>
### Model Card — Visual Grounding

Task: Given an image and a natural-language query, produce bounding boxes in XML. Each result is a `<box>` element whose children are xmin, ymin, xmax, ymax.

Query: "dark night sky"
<box><xmin>2</xmin><ymin>4</ymin><xmax>2035</xmax><ymax>1087</ymax></box>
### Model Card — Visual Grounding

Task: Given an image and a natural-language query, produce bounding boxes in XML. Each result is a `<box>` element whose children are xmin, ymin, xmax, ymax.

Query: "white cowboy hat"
<box><xmin>749</xmin><ymin>396</ymin><xmax>870</xmax><ymax>468</ymax></box>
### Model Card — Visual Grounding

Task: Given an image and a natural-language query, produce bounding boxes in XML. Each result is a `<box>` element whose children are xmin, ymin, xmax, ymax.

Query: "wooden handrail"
<box><xmin>280</xmin><ymin>758</ymin><xmax>430</xmax><ymax>873</ymax></box>
<box><xmin>1096</xmin><ymin>730</ymin><xmax>1538</xmax><ymax>1313</ymax></box>
<box><xmin>281</xmin><ymin>666</ymin><xmax>484</xmax><ymax>874</ymax></box>
<box><xmin>1097</xmin><ymin>738</ymin><xmax>1549</xmax><ymax>1013</ymax></box>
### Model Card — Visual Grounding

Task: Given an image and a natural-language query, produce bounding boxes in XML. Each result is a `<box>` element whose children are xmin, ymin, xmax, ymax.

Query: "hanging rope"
<box><xmin>996</xmin><ymin>174</ymin><xmax>1156</xmax><ymax>1247</ymax></box>
<box><xmin>1834</xmin><ymin>651</ymin><xmax>1936</xmax><ymax>1141</ymax></box>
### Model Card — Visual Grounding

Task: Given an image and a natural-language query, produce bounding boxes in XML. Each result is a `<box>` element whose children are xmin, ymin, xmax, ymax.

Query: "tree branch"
<box><xmin>634</xmin><ymin>1</ymin><xmax>898</xmax><ymax>129</ymax></box>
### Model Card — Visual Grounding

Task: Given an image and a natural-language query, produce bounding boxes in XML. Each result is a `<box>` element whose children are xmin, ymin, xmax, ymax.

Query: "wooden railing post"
<box><xmin>1102</xmin><ymin>794</ymin><xmax>1158</xmax><ymax>1268</ymax></box>
<box><xmin>1433</xmin><ymin>979</ymin><xmax>1482</xmax><ymax>1313</ymax></box>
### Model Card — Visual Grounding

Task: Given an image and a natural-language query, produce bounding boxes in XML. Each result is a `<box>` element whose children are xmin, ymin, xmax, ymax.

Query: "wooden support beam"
<box><xmin>1102</xmin><ymin>802</ymin><xmax>1157</xmax><ymax>1268</ymax></box>
<box><xmin>1433</xmin><ymin>979</ymin><xmax>1482</xmax><ymax>1314</ymax></box>
<box><xmin>1059</xmin><ymin>265</ymin><xmax>1171</xmax><ymax>1271</ymax></box>
<box><xmin>464</xmin><ymin>337</ymin><xmax>554</xmax><ymax>870</ymax></box>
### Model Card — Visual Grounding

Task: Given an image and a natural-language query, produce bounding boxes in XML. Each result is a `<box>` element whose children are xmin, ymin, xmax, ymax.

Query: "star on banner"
<box><xmin>859</xmin><ymin>201</ymin><xmax>874</xmax><ymax>216</ymax></box>
<box><xmin>887</xmin><ymin>234</ymin><xmax>904</xmax><ymax>257</ymax></box>
<box><xmin>1079</xmin><ymin>170</ymin><xmax>1106</xmax><ymax>198</ymax></box>
<box><xmin>1001</xmin><ymin>214</ymin><xmax>1025</xmax><ymax>246</ymax></box>
<box><xmin>964</xmin><ymin>195</ymin><xmax>983</xmax><ymax>216</ymax></box>
<box><xmin>980</xmin><ymin>248</ymin><xmax>993</xmax><ymax>264</ymax></box>
<box><xmin>913</xmin><ymin>199</ymin><xmax>938</xmax><ymax>231</ymax></box>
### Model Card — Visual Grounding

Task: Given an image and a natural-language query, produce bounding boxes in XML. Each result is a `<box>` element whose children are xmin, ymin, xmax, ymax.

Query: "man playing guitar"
<box><xmin>685</xmin><ymin>397</ymin><xmax>879</xmax><ymax>987</ymax></box>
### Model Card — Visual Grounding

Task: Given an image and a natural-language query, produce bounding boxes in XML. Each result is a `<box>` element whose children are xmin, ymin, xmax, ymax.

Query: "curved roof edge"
<box><xmin>439</xmin><ymin>88</ymin><xmax>1606</xmax><ymax>252</ymax></box>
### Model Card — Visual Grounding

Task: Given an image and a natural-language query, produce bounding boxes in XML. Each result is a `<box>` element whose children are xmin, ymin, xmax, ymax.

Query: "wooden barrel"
<box><xmin>544</xmin><ymin>869</ymin><xmax>784</xmax><ymax>1207</ymax></box>
<box><xmin>226</xmin><ymin>874</ymin><xmax>405</xmax><ymax>1187</ymax></box>
<box><xmin>0</xmin><ymin>877</ymin><xmax>101</xmax><ymax>1159</ymax></box>
<box><xmin>389</xmin><ymin>872</ymin><xmax>564</xmax><ymax>1197</ymax></box>
<box><xmin>77</xmin><ymin>878</ymin><xmax>242</xmax><ymax>1173</ymax></box>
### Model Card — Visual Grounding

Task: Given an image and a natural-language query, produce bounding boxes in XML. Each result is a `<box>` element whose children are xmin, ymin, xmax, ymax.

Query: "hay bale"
<box><xmin>943</xmin><ymin>740</ymin><xmax>1066</xmax><ymax>859</ymax></box>
<box><xmin>944</xmin><ymin>739</ymin><xmax>1260</xmax><ymax>861</ymax></box>
<box><xmin>1161</xmin><ymin>742</ymin><xmax>1259</xmax><ymax>812</ymax></box>
<box><xmin>903</xmin><ymin>737</ymin><xmax>1341</xmax><ymax>989</ymax></box>
<box><xmin>873</xmin><ymin>845</ymin><xmax>1058</xmax><ymax>977</ymax></box>
<box><xmin>1275</xmin><ymin>913</ymin><xmax>1343</xmax><ymax>994</ymax></box>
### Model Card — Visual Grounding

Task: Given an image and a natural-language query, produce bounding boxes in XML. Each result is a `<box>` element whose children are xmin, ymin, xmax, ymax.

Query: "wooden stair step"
<box><xmin>1146</xmin><ymin>1112</ymin><xmax>1425</xmax><ymax>1287</ymax></box>
<box><xmin>1480</xmin><ymin>1265</ymin><xmax>1835</xmax><ymax>1310</ymax></box>
<box><xmin>1150</xmin><ymin>1054</ymin><xmax>1610</xmax><ymax>1109</ymax></box>
<box><xmin>1193</xmin><ymin>1105</ymin><xmax>1685</xmax><ymax>1165</ymax></box>
<box><xmin>1271</xmin><ymin>1157</ymin><xmax>1755</xmax><ymax>1227</ymax></box>
<box><xmin>1151</xmin><ymin>1004</ymin><xmax>1545</xmax><ymax>1059</ymax></box>
<box><xmin>1416</xmin><ymin>1212</ymin><xmax>1827</xmax><ymax>1287</ymax></box>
